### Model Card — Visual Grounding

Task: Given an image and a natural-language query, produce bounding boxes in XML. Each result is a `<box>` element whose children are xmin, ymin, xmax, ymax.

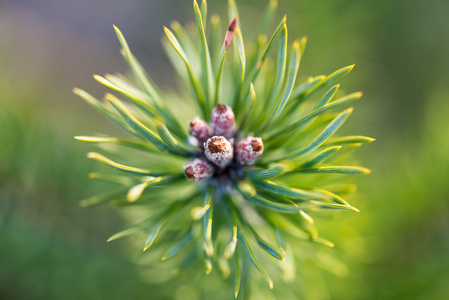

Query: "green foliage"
<box><xmin>1</xmin><ymin>0</ymin><xmax>448</xmax><ymax>299</ymax></box>
<box><xmin>74</xmin><ymin>0</ymin><xmax>372</xmax><ymax>296</ymax></box>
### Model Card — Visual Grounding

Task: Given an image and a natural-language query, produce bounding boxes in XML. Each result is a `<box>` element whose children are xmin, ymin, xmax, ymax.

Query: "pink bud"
<box><xmin>189</xmin><ymin>117</ymin><xmax>212</xmax><ymax>144</ymax></box>
<box><xmin>236</xmin><ymin>137</ymin><xmax>264</xmax><ymax>165</ymax></box>
<box><xmin>183</xmin><ymin>158</ymin><xmax>214</xmax><ymax>182</ymax></box>
<box><xmin>204</xmin><ymin>136</ymin><xmax>234</xmax><ymax>168</ymax></box>
<box><xmin>211</xmin><ymin>104</ymin><xmax>235</xmax><ymax>138</ymax></box>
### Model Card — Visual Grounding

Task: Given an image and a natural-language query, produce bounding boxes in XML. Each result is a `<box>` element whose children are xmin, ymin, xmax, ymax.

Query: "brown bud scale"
<box><xmin>183</xmin><ymin>158</ymin><xmax>214</xmax><ymax>182</ymax></box>
<box><xmin>188</xmin><ymin>117</ymin><xmax>212</xmax><ymax>144</ymax></box>
<box><xmin>236</xmin><ymin>136</ymin><xmax>264</xmax><ymax>165</ymax></box>
<box><xmin>211</xmin><ymin>104</ymin><xmax>235</xmax><ymax>139</ymax></box>
<box><xmin>204</xmin><ymin>136</ymin><xmax>234</xmax><ymax>168</ymax></box>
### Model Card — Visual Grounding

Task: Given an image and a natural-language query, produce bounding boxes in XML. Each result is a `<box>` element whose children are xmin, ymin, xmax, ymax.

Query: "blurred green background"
<box><xmin>1</xmin><ymin>0</ymin><xmax>448</xmax><ymax>299</ymax></box>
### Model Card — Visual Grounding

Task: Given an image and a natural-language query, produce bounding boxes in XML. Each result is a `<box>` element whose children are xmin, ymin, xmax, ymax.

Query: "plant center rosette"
<box><xmin>185</xmin><ymin>104</ymin><xmax>264</xmax><ymax>184</ymax></box>
<box><xmin>74</xmin><ymin>0</ymin><xmax>374</xmax><ymax>295</ymax></box>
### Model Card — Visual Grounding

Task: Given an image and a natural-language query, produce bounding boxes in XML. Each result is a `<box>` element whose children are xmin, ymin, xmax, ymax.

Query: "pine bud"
<box><xmin>204</xmin><ymin>136</ymin><xmax>234</xmax><ymax>168</ymax></box>
<box><xmin>236</xmin><ymin>136</ymin><xmax>264</xmax><ymax>165</ymax></box>
<box><xmin>211</xmin><ymin>104</ymin><xmax>235</xmax><ymax>138</ymax></box>
<box><xmin>189</xmin><ymin>117</ymin><xmax>212</xmax><ymax>144</ymax></box>
<box><xmin>183</xmin><ymin>158</ymin><xmax>214</xmax><ymax>182</ymax></box>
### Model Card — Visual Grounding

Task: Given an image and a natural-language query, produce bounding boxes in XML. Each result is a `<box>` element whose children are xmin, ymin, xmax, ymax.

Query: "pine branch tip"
<box><xmin>76</xmin><ymin>2</ymin><xmax>371</xmax><ymax>288</ymax></box>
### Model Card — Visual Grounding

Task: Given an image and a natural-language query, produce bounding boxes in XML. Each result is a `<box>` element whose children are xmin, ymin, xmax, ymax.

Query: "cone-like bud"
<box><xmin>189</xmin><ymin>117</ymin><xmax>212</xmax><ymax>144</ymax></box>
<box><xmin>211</xmin><ymin>104</ymin><xmax>235</xmax><ymax>138</ymax></box>
<box><xmin>236</xmin><ymin>136</ymin><xmax>264</xmax><ymax>165</ymax></box>
<box><xmin>183</xmin><ymin>158</ymin><xmax>214</xmax><ymax>182</ymax></box>
<box><xmin>204</xmin><ymin>136</ymin><xmax>233</xmax><ymax>168</ymax></box>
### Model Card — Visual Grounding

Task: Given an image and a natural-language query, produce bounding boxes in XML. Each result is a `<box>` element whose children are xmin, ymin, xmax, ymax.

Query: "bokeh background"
<box><xmin>1</xmin><ymin>0</ymin><xmax>448</xmax><ymax>299</ymax></box>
